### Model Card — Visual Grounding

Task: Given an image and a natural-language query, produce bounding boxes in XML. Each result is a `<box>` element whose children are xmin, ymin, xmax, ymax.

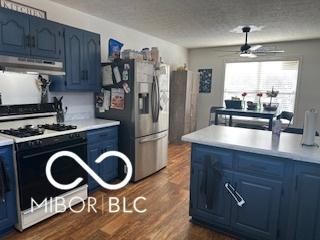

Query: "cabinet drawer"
<box><xmin>236</xmin><ymin>152</ymin><xmax>285</xmax><ymax>178</ymax></box>
<box><xmin>87</xmin><ymin>127</ymin><xmax>118</xmax><ymax>144</ymax></box>
<box><xmin>192</xmin><ymin>144</ymin><xmax>233</xmax><ymax>169</ymax></box>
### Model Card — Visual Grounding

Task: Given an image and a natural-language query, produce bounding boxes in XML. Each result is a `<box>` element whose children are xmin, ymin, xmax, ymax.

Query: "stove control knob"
<box><xmin>69</xmin><ymin>134</ymin><xmax>75</xmax><ymax>139</ymax></box>
<box><xmin>28</xmin><ymin>141</ymin><xmax>35</xmax><ymax>147</ymax></box>
<box><xmin>36</xmin><ymin>140</ymin><xmax>42</xmax><ymax>145</ymax></box>
<box><xmin>75</xmin><ymin>133</ymin><xmax>80</xmax><ymax>138</ymax></box>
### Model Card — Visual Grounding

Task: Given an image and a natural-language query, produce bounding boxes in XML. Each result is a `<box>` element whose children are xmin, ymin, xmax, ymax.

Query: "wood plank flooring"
<box><xmin>4</xmin><ymin>143</ymin><xmax>234</xmax><ymax>240</ymax></box>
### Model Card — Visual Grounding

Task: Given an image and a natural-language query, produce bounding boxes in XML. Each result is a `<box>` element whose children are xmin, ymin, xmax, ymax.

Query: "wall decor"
<box><xmin>198</xmin><ymin>69</ymin><xmax>212</xmax><ymax>93</ymax></box>
<box><xmin>0</xmin><ymin>0</ymin><xmax>47</xmax><ymax>19</ymax></box>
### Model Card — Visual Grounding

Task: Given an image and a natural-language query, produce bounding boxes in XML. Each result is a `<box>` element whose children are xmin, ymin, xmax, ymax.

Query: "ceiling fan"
<box><xmin>223</xmin><ymin>26</ymin><xmax>285</xmax><ymax>58</ymax></box>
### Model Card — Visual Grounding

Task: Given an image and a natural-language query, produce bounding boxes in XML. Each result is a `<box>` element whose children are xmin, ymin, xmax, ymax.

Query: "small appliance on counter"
<box><xmin>0</xmin><ymin>103</ymin><xmax>87</xmax><ymax>231</ymax></box>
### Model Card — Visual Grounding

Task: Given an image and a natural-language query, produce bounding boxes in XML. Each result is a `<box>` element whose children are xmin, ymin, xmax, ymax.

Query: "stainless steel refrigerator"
<box><xmin>96</xmin><ymin>59</ymin><xmax>170</xmax><ymax>181</ymax></box>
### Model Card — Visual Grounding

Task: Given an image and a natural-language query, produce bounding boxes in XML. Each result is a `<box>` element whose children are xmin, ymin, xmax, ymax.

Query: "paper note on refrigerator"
<box><xmin>102</xmin><ymin>65</ymin><xmax>113</xmax><ymax>86</ymax></box>
<box><xmin>103</xmin><ymin>90</ymin><xmax>110</xmax><ymax>110</ymax></box>
<box><xmin>111</xmin><ymin>88</ymin><xmax>124</xmax><ymax>110</ymax></box>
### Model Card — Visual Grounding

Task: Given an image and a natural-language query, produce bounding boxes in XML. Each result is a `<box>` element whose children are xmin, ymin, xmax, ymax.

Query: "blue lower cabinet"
<box><xmin>99</xmin><ymin>140</ymin><xmax>118</xmax><ymax>182</ymax></box>
<box><xmin>230</xmin><ymin>173</ymin><xmax>282</xmax><ymax>240</ymax></box>
<box><xmin>190</xmin><ymin>163</ymin><xmax>232</xmax><ymax>226</ymax></box>
<box><xmin>287</xmin><ymin>164</ymin><xmax>320</xmax><ymax>240</ymax></box>
<box><xmin>87</xmin><ymin>127</ymin><xmax>118</xmax><ymax>192</ymax></box>
<box><xmin>0</xmin><ymin>145</ymin><xmax>17</xmax><ymax>235</ymax></box>
<box><xmin>87</xmin><ymin>143</ymin><xmax>101</xmax><ymax>191</ymax></box>
<box><xmin>190</xmin><ymin>144</ymin><xmax>290</xmax><ymax>240</ymax></box>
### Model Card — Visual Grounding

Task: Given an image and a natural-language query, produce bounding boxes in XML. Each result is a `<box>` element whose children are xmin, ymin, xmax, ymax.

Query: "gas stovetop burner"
<box><xmin>38</xmin><ymin>123</ymin><xmax>77</xmax><ymax>131</ymax></box>
<box><xmin>0</xmin><ymin>125</ymin><xmax>44</xmax><ymax>138</ymax></box>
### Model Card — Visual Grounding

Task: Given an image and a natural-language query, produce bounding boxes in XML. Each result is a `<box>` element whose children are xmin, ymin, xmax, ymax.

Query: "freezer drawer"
<box><xmin>134</xmin><ymin>131</ymin><xmax>168</xmax><ymax>181</ymax></box>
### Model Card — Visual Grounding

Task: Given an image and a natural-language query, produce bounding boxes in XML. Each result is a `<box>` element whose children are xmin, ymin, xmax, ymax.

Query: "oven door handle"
<box><xmin>17</xmin><ymin>142</ymin><xmax>87</xmax><ymax>159</ymax></box>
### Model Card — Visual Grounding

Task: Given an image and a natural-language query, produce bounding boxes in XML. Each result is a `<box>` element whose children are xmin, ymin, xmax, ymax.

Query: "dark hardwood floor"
<box><xmin>4</xmin><ymin>143</ymin><xmax>234</xmax><ymax>240</ymax></box>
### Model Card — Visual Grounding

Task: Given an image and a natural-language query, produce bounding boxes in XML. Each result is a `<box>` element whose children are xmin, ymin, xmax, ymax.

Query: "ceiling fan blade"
<box><xmin>249</xmin><ymin>45</ymin><xmax>262</xmax><ymax>51</ymax></box>
<box><xmin>213</xmin><ymin>50</ymin><xmax>240</xmax><ymax>53</ymax></box>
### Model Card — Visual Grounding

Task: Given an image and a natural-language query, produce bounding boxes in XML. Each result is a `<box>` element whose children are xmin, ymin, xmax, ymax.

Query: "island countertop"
<box><xmin>182</xmin><ymin>125</ymin><xmax>320</xmax><ymax>164</ymax></box>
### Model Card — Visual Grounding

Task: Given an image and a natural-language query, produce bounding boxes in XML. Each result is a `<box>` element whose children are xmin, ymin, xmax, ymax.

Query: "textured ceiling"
<box><xmin>51</xmin><ymin>0</ymin><xmax>320</xmax><ymax>48</ymax></box>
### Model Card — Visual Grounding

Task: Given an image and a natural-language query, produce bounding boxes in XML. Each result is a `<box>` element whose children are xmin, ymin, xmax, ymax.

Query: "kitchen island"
<box><xmin>182</xmin><ymin>125</ymin><xmax>320</xmax><ymax>240</ymax></box>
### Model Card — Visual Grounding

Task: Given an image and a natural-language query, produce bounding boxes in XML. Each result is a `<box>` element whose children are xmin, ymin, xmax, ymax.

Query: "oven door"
<box><xmin>16</xmin><ymin>139</ymin><xmax>87</xmax><ymax>211</ymax></box>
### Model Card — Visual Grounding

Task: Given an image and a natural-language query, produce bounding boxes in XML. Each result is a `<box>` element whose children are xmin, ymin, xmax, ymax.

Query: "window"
<box><xmin>223</xmin><ymin>60</ymin><xmax>299</xmax><ymax>113</ymax></box>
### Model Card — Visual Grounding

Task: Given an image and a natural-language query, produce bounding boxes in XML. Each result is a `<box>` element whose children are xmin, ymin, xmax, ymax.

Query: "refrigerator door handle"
<box><xmin>155</xmin><ymin>75</ymin><xmax>160</xmax><ymax>122</ymax></box>
<box><xmin>151</xmin><ymin>76</ymin><xmax>158</xmax><ymax>122</ymax></box>
<box><xmin>139</xmin><ymin>132</ymin><xmax>167</xmax><ymax>143</ymax></box>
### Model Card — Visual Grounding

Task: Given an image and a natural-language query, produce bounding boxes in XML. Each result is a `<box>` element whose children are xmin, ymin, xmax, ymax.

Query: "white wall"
<box><xmin>189</xmin><ymin>39</ymin><xmax>320</xmax><ymax>130</ymax></box>
<box><xmin>5</xmin><ymin>0</ymin><xmax>188</xmax><ymax>120</ymax></box>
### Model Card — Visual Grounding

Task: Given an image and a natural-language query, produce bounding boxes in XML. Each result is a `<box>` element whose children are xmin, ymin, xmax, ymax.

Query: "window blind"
<box><xmin>223</xmin><ymin>60</ymin><xmax>299</xmax><ymax>113</ymax></box>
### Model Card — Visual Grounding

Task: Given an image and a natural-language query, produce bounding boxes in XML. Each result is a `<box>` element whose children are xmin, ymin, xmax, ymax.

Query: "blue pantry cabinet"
<box><xmin>0</xmin><ymin>145</ymin><xmax>17</xmax><ymax>235</ymax></box>
<box><xmin>87</xmin><ymin>127</ymin><xmax>118</xmax><ymax>191</ymax></box>
<box><xmin>0</xmin><ymin>7</ymin><xmax>64</xmax><ymax>60</ymax></box>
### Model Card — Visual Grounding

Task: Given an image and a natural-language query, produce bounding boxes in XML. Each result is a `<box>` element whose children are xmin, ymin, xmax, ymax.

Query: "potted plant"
<box><xmin>264</xmin><ymin>87</ymin><xmax>279</xmax><ymax>111</ymax></box>
<box><xmin>256</xmin><ymin>92</ymin><xmax>263</xmax><ymax>110</ymax></box>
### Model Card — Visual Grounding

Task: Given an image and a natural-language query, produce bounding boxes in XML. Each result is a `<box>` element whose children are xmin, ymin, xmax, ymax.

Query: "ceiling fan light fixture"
<box><xmin>240</xmin><ymin>52</ymin><xmax>257</xmax><ymax>58</ymax></box>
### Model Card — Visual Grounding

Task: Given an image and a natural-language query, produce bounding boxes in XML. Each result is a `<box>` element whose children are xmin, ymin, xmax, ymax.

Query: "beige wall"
<box><xmin>189</xmin><ymin>39</ymin><xmax>320</xmax><ymax>130</ymax></box>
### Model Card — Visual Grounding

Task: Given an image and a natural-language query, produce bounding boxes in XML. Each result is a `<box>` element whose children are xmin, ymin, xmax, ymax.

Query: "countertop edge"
<box><xmin>0</xmin><ymin>139</ymin><xmax>14</xmax><ymax>147</ymax></box>
<box><xmin>181</xmin><ymin>135</ymin><xmax>320</xmax><ymax>164</ymax></box>
<box><xmin>84</xmin><ymin>121</ymin><xmax>120</xmax><ymax>131</ymax></box>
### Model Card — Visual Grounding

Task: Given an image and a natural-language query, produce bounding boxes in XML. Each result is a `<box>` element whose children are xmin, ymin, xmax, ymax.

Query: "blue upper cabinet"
<box><xmin>0</xmin><ymin>145</ymin><xmax>17</xmax><ymax>235</ymax></box>
<box><xmin>0</xmin><ymin>8</ymin><xmax>63</xmax><ymax>60</ymax></box>
<box><xmin>50</xmin><ymin>27</ymin><xmax>101</xmax><ymax>92</ymax></box>
<box><xmin>29</xmin><ymin>17</ymin><xmax>64</xmax><ymax>60</ymax></box>
<box><xmin>0</xmin><ymin>7</ymin><xmax>30</xmax><ymax>56</ymax></box>
<box><xmin>64</xmin><ymin>27</ymin><xmax>85</xmax><ymax>90</ymax></box>
<box><xmin>84</xmin><ymin>32</ymin><xmax>101</xmax><ymax>91</ymax></box>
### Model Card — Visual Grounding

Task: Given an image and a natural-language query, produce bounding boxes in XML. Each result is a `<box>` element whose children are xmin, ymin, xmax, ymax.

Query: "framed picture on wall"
<box><xmin>198</xmin><ymin>69</ymin><xmax>212</xmax><ymax>93</ymax></box>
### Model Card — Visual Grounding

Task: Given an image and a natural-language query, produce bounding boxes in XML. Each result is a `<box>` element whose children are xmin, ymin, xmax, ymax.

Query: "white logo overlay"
<box><xmin>31</xmin><ymin>150</ymin><xmax>146</xmax><ymax>214</ymax></box>
<box><xmin>46</xmin><ymin>150</ymin><xmax>133</xmax><ymax>190</ymax></box>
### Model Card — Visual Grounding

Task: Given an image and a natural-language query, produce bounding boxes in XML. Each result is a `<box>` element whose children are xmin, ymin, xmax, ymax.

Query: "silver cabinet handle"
<box><xmin>225</xmin><ymin>183</ymin><xmax>245</xmax><ymax>207</ymax></box>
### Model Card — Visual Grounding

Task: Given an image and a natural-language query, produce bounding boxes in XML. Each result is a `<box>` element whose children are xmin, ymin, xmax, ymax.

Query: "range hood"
<box><xmin>0</xmin><ymin>55</ymin><xmax>65</xmax><ymax>76</ymax></box>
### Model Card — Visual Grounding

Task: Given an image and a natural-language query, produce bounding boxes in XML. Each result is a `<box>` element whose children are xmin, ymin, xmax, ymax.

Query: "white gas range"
<box><xmin>0</xmin><ymin>104</ymin><xmax>88</xmax><ymax>231</ymax></box>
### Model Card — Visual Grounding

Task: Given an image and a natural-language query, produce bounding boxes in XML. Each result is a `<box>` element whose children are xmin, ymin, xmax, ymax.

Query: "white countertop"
<box><xmin>64</xmin><ymin>118</ymin><xmax>120</xmax><ymax>131</ymax></box>
<box><xmin>0</xmin><ymin>136</ymin><xmax>13</xmax><ymax>147</ymax></box>
<box><xmin>182</xmin><ymin>125</ymin><xmax>320</xmax><ymax>164</ymax></box>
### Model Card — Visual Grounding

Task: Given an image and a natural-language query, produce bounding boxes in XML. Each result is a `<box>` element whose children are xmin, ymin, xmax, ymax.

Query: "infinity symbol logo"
<box><xmin>46</xmin><ymin>151</ymin><xmax>133</xmax><ymax>190</ymax></box>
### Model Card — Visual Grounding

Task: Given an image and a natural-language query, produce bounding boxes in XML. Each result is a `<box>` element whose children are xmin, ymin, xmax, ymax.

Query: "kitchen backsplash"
<box><xmin>0</xmin><ymin>72</ymin><xmax>95</xmax><ymax>121</ymax></box>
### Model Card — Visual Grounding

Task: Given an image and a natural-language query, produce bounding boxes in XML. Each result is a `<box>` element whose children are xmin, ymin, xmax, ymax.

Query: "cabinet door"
<box><xmin>231</xmin><ymin>173</ymin><xmax>282</xmax><ymax>240</ymax></box>
<box><xmin>190</xmin><ymin>163</ymin><xmax>232</xmax><ymax>226</ymax></box>
<box><xmin>29</xmin><ymin>17</ymin><xmax>64</xmax><ymax>60</ymax></box>
<box><xmin>87</xmin><ymin>143</ymin><xmax>100</xmax><ymax>191</ymax></box>
<box><xmin>0</xmin><ymin>146</ymin><xmax>17</xmax><ymax>232</ymax></box>
<box><xmin>64</xmin><ymin>27</ymin><xmax>85</xmax><ymax>90</ymax></box>
<box><xmin>0</xmin><ymin>8</ymin><xmax>30</xmax><ymax>56</ymax></box>
<box><xmin>287</xmin><ymin>165</ymin><xmax>320</xmax><ymax>240</ymax></box>
<box><xmin>100</xmin><ymin>140</ymin><xmax>118</xmax><ymax>182</ymax></box>
<box><xmin>83</xmin><ymin>31</ymin><xmax>101</xmax><ymax>91</ymax></box>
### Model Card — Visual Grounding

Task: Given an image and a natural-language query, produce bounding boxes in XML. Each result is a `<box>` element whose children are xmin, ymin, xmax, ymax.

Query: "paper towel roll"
<box><xmin>302</xmin><ymin>109</ymin><xmax>318</xmax><ymax>146</ymax></box>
